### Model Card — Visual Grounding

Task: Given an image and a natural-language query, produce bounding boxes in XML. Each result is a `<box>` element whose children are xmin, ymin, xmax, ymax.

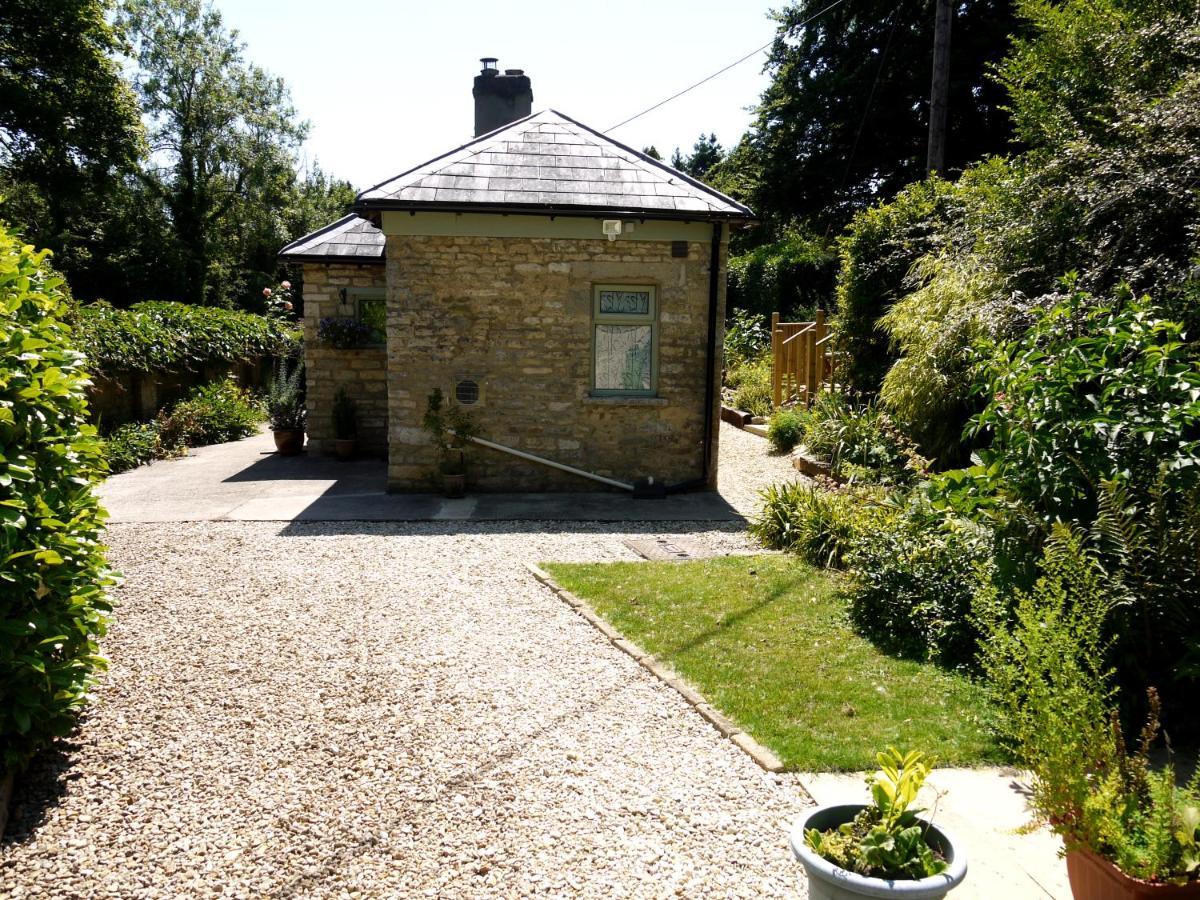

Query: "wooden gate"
<box><xmin>771</xmin><ymin>310</ymin><xmax>834</xmax><ymax>408</ymax></box>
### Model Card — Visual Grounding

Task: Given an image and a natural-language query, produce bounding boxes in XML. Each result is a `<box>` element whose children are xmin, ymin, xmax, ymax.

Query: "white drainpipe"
<box><xmin>464</xmin><ymin>435</ymin><xmax>634</xmax><ymax>491</ymax></box>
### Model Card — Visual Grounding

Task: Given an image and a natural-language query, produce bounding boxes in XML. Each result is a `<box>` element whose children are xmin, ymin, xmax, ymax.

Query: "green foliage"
<box><xmin>160</xmin><ymin>378</ymin><xmax>262</xmax><ymax>446</ymax></box>
<box><xmin>878</xmin><ymin>254</ymin><xmax>1008</xmax><ymax>464</ymax></box>
<box><xmin>846</xmin><ymin>496</ymin><xmax>995</xmax><ymax>667</ymax></box>
<box><xmin>332</xmin><ymin>388</ymin><xmax>357</xmax><ymax>440</ymax></box>
<box><xmin>723</xmin><ymin>309</ymin><xmax>770</xmax><ymax>368</ymax></box>
<box><xmin>0</xmin><ymin>224</ymin><xmax>114</xmax><ymax>772</ymax></box>
<box><xmin>751</xmin><ymin>481</ymin><xmax>892</xmax><ymax>570</ymax></box>
<box><xmin>743</xmin><ymin>0</ymin><xmax>1016</xmax><ymax>232</ymax></box>
<box><xmin>766</xmin><ymin>408</ymin><xmax>804</xmax><ymax>454</ymax></box>
<box><xmin>670</xmin><ymin>133</ymin><xmax>724</xmax><ymax>180</ymax></box>
<box><xmin>797</xmin><ymin>391</ymin><xmax>928</xmax><ymax>486</ymax></box>
<box><xmin>727</xmin><ymin>229</ymin><xmax>837</xmax><ymax>320</ymax></box>
<box><xmin>978</xmin><ymin>527</ymin><xmax>1200</xmax><ymax>884</ymax></box>
<box><xmin>0</xmin><ymin>0</ymin><xmax>144</xmax><ymax>281</ymax></box>
<box><xmin>73</xmin><ymin>300</ymin><xmax>299</xmax><ymax>375</ymax></box>
<box><xmin>102</xmin><ymin>421</ymin><xmax>163</xmax><ymax>474</ymax></box>
<box><xmin>422</xmin><ymin>388</ymin><xmax>480</xmax><ymax>476</ymax></box>
<box><xmin>119</xmin><ymin>0</ymin><xmax>309</xmax><ymax>307</ymax></box>
<box><xmin>102</xmin><ymin>379</ymin><xmax>261</xmax><ymax>472</ymax></box>
<box><xmin>725</xmin><ymin>353</ymin><xmax>773</xmax><ymax>418</ymax></box>
<box><xmin>805</xmin><ymin>748</ymin><xmax>949</xmax><ymax>880</ymax></box>
<box><xmin>264</xmin><ymin>362</ymin><xmax>305</xmax><ymax>431</ymax></box>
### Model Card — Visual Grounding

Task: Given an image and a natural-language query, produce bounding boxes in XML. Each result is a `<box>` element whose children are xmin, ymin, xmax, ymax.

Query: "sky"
<box><xmin>210</xmin><ymin>0</ymin><xmax>780</xmax><ymax>191</ymax></box>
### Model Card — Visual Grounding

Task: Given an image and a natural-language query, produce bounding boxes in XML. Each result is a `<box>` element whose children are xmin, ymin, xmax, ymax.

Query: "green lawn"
<box><xmin>542</xmin><ymin>555</ymin><xmax>1001</xmax><ymax>772</ymax></box>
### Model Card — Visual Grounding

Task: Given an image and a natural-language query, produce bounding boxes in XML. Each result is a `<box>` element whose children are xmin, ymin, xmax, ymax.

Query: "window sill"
<box><xmin>583</xmin><ymin>395</ymin><xmax>668</xmax><ymax>407</ymax></box>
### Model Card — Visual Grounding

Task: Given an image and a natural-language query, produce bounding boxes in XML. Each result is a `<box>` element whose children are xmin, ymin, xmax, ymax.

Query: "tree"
<box><xmin>743</xmin><ymin>0</ymin><xmax>1018</xmax><ymax>231</ymax></box>
<box><xmin>120</xmin><ymin>0</ymin><xmax>308</xmax><ymax>306</ymax></box>
<box><xmin>642</xmin><ymin>145</ymin><xmax>662</xmax><ymax>160</ymax></box>
<box><xmin>669</xmin><ymin>134</ymin><xmax>725</xmax><ymax>180</ymax></box>
<box><xmin>0</xmin><ymin>0</ymin><xmax>144</xmax><ymax>273</ymax></box>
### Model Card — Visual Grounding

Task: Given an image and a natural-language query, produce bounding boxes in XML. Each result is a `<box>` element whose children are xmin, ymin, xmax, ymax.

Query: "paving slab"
<box><xmin>98</xmin><ymin>430</ymin><xmax>742</xmax><ymax>523</ymax></box>
<box><xmin>800</xmin><ymin>768</ymin><xmax>1070</xmax><ymax>899</ymax></box>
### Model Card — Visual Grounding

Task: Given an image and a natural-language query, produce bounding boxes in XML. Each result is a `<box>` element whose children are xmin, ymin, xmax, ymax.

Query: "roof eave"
<box><xmin>355</xmin><ymin>198</ymin><xmax>755</xmax><ymax>224</ymax></box>
<box><xmin>277</xmin><ymin>252</ymin><xmax>386</xmax><ymax>264</ymax></box>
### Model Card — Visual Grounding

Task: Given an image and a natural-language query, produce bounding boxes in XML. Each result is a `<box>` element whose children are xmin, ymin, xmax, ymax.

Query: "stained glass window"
<box><xmin>592</xmin><ymin>285</ymin><xmax>656</xmax><ymax>396</ymax></box>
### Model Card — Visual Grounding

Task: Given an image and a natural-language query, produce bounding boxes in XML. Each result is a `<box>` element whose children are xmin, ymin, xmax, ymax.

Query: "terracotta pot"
<box><xmin>273</xmin><ymin>428</ymin><xmax>305</xmax><ymax>456</ymax></box>
<box><xmin>1067</xmin><ymin>849</ymin><xmax>1200</xmax><ymax>900</ymax></box>
<box><xmin>334</xmin><ymin>438</ymin><xmax>356</xmax><ymax>461</ymax></box>
<box><xmin>791</xmin><ymin>804</ymin><xmax>967</xmax><ymax>899</ymax></box>
<box><xmin>442</xmin><ymin>473</ymin><xmax>466</xmax><ymax>498</ymax></box>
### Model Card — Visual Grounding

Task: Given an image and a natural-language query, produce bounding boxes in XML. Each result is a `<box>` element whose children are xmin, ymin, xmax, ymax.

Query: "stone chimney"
<box><xmin>473</xmin><ymin>58</ymin><xmax>533</xmax><ymax>137</ymax></box>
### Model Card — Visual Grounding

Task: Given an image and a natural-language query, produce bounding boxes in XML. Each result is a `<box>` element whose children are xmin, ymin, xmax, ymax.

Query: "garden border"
<box><xmin>525</xmin><ymin>562</ymin><xmax>785</xmax><ymax>773</ymax></box>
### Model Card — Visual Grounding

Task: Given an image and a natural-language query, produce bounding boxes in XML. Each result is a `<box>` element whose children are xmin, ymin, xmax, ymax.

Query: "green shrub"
<box><xmin>265</xmin><ymin>362</ymin><xmax>306</xmax><ymax>431</ymax></box>
<box><xmin>977</xmin><ymin>525</ymin><xmax>1200</xmax><ymax>885</ymax></box>
<box><xmin>846</xmin><ymin>497</ymin><xmax>995</xmax><ymax>667</ymax></box>
<box><xmin>0</xmin><ymin>225</ymin><xmax>114</xmax><ymax>773</ymax></box>
<box><xmin>72</xmin><ymin>300</ymin><xmax>300</xmax><ymax>376</ymax></box>
<box><xmin>164</xmin><ymin>378</ymin><xmax>262</xmax><ymax>447</ymax></box>
<box><xmin>937</xmin><ymin>286</ymin><xmax>1200</xmax><ymax>724</ymax></box>
<box><xmin>726</xmin><ymin>353</ymin><xmax>773</xmax><ymax>417</ymax></box>
<box><xmin>767</xmin><ymin>408</ymin><xmax>803</xmax><ymax>453</ymax></box>
<box><xmin>724</xmin><ymin>309</ymin><xmax>770</xmax><ymax>368</ymax></box>
<box><xmin>727</xmin><ymin>228</ymin><xmax>837</xmax><ymax>321</ymax></box>
<box><xmin>798</xmin><ymin>391</ymin><xmax>928</xmax><ymax>486</ymax></box>
<box><xmin>103</xmin><ymin>421</ymin><xmax>163</xmax><ymax>474</ymax></box>
<box><xmin>751</xmin><ymin>481</ymin><xmax>893</xmax><ymax>569</ymax></box>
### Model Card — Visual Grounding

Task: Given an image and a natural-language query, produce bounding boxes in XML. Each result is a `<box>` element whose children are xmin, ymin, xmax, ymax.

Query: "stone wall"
<box><xmin>385</xmin><ymin>233</ymin><xmax>727</xmax><ymax>492</ymax></box>
<box><xmin>301</xmin><ymin>262</ymin><xmax>388</xmax><ymax>455</ymax></box>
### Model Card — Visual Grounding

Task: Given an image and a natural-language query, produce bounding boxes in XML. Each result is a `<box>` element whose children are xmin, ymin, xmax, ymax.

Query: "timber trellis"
<box><xmin>771</xmin><ymin>310</ymin><xmax>835</xmax><ymax>408</ymax></box>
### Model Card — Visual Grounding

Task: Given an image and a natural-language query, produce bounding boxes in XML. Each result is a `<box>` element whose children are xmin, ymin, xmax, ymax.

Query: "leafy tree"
<box><xmin>670</xmin><ymin>133</ymin><xmax>724</xmax><ymax>180</ymax></box>
<box><xmin>744</xmin><ymin>0</ymin><xmax>1018</xmax><ymax>231</ymax></box>
<box><xmin>0</xmin><ymin>0</ymin><xmax>144</xmax><ymax>273</ymax></box>
<box><xmin>120</xmin><ymin>0</ymin><xmax>308</xmax><ymax>307</ymax></box>
<box><xmin>641</xmin><ymin>145</ymin><xmax>662</xmax><ymax>160</ymax></box>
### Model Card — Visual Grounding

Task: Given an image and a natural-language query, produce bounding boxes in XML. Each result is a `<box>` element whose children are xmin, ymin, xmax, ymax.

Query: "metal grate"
<box><xmin>455</xmin><ymin>379</ymin><xmax>480</xmax><ymax>405</ymax></box>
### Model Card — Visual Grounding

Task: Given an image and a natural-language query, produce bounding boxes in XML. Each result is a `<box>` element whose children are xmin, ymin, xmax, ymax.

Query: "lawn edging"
<box><xmin>525</xmin><ymin>562</ymin><xmax>785</xmax><ymax>773</ymax></box>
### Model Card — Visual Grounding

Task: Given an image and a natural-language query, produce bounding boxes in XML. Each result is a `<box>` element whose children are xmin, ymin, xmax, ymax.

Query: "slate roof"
<box><xmin>278</xmin><ymin>214</ymin><xmax>385</xmax><ymax>263</ymax></box>
<box><xmin>356</xmin><ymin>109</ymin><xmax>753</xmax><ymax>221</ymax></box>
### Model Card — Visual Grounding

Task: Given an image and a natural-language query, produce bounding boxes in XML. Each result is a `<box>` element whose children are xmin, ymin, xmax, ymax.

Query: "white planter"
<box><xmin>790</xmin><ymin>804</ymin><xmax>968</xmax><ymax>900</ymax></box>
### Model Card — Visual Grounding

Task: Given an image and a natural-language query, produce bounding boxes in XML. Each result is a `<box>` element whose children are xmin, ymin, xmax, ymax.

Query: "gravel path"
<box><xmin>717</xmin><ymin>422</ymin><xmax>801</xmax><ymax>517</ymax></box>
<box><xmin>1</xmin><ymin>427</ymin><xmax>813</xmax><ymax>899</ymax></box>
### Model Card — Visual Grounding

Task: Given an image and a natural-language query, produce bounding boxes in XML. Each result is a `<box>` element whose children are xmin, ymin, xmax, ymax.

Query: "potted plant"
<box><xmin>791</xmin><ymin>747</ymin><xmax>968</xmax><ymax>899</ymax></box>
<box><xmin>422</xmin><ymin>388</ymin><xmax>479</xmax><ymax>498</ymax></box>
<box><xmin>332</xmin><ymin>387</ymin><xmax>357</xmax><ymax>460</ymax></box>
<box><xmin>265</xmin><ymin>362</ymin><xmax>306</xmax><ymax>455</ymax></box>
<box><xmin>978</xmin><ymin>527</ymin><xmax>1200</xmax><ymax>899</ymax></box>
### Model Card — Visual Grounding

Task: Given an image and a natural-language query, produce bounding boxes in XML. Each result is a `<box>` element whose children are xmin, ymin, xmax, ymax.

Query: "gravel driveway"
<box><xmin>2</xmin><ymin>426</ymin><xmax>810</xmax><ymax>898</ymax></box>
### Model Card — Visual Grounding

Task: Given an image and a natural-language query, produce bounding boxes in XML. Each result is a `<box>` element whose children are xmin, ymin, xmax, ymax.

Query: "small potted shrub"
<box><xmin>265</xmin><ymin>363</ymin><xmax>306</xmax><ymax>455</ymax></box>
<box><xmin>332</xmin><ymin>387</ymin><xmax>357</xmax><ymax>460</ymax></box>
<box><xmin>791</xmin><ymin>748</ymin><xmax>968</xmax><ymax>899</ymax></box>
<box><xmin>422</xmin><ymin>388</ymin><xmax>479</xmax><ymax>498</ymax></box>
<box><xmin>978</xmin><ymin>527</ymin><xmax>1200</xmax><ymax>899</ymax></box>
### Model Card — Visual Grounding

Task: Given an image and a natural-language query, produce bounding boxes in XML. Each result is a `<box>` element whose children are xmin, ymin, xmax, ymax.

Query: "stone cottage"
<box><xmin>280</xmin><ymin>60</ymin><xmax>753</xmax><ymax>492</ymax></box>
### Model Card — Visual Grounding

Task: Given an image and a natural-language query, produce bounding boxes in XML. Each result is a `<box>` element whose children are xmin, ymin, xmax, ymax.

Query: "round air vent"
<box><xmin>455</xmin><ymin>379</ymin><xmax>480</xmax><ymax>406</ymax></box>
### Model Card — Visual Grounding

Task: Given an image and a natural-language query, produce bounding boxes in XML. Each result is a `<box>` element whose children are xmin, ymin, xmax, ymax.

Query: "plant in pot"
<box><xmin>791</xmin><ymin>747</ymin><xmax>968</xmax><ymax>899</ymax></box>
<box><xmin>977</xmin><ymin>525</ymin><xmax>1200</xmax><ymax>899</ymax></box>
<box><xmin>265</xmin><ymin>362</ymin><xmax>306</xmax><ymax>455</ymax></box>
<box><xmin>332</xmin><ymin>387</ymin><xmax>357</xmax><ymax>461</ymax></box>
<box><xmin>422</xmin><ymin>388</ymin><xmax>479</xmax><ymax>498</ymax></box>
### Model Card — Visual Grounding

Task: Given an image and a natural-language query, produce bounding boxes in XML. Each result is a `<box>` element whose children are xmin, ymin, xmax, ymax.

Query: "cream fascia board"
<box><xmin>380</xmin><ymin>211</ymin><xmax>711</xmax><ymax>242</ymax></box>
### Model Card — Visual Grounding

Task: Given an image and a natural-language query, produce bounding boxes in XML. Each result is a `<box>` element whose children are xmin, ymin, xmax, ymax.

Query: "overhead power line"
<box><xmin>604</xmin><ymin>0</ymin><xmax>853</xmax><ymax>135</ymax></box>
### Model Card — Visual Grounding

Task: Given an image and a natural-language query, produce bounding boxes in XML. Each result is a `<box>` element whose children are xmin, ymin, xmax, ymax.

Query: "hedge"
<box><xmin>1</xmin><ymin>225</ymin><xmax>115</xmax><ymax>773</ymax></box>
<box><xmin>72</xmin><ymin>300</ymin><xmax>300</xmax><ymax>376</ymax></box>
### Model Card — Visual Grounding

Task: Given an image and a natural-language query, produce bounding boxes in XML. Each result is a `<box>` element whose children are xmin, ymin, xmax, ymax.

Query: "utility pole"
<box><xmin>927</xmin><ymin>0</ymin><xmax>952</xmax><ymax>174</ymax></box>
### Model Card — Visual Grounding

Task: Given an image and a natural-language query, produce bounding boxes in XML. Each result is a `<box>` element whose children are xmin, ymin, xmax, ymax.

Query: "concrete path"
<box><xmin>802</xmin><ymin>770</ymin><xmax>1070</xmax><ymax>898</ymax></box>
<box><xmin>98</xmin><ymin>430</ymin><xmax>753</xmax><ymax>523</ymax></box>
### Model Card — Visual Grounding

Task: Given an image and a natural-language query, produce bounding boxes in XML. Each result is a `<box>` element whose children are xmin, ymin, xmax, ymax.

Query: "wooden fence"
<box><xmin>771</xmin><ymin>310</ymin><xmax>836</xmax><ymax>408</ymax></box>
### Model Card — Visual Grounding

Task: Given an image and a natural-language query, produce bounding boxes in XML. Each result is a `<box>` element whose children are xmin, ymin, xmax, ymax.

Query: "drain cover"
<box><xmin>623</xmin><ymin>537</ymin><xmax>709</xmax><ymax>561</ymax></box>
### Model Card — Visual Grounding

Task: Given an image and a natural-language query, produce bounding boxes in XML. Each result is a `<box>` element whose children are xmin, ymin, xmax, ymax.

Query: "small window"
<box><xmin>349</xmin><ymin>288</ymin><xmax>386</xmax><ymax>346</ymax></box>
<box><xmin>592</xmin><ymin>285</ymin><xmax>656</xmax><ymax>396</ymax></box>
